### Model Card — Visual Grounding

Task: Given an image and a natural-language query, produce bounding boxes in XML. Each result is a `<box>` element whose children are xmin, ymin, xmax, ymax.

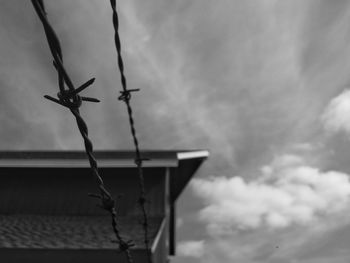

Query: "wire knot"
<box><xmin>57</xmin><ymin>90</ymin><xmax>82</xmax><ymax>109</ymax></box>
<box><xmin>44</xmin><ymin>78</ymin><xmax>100</xmax><ymax>109</ymax></box>
<box><xmin>88</xmin><ymin>193</ymin><xmax>116</xmax><ymax>211</ymax></box>
<box><xmin>134</xmin><ymin>157</ymin><xmax>149</xmax><ymax>167</ymax></box>
<box><xmin>111</xmin><ymin>238</ymin><xmax>135</xmax><ymax>252</ymax></box>
<box><xmin>119</xmin><ymin>239</ymin><xmax>135</xmax><ymax>252</ymax></box>
<box><xmin>118</xmin><ymin>89</ymin><xmax>140</xmax><ymax>102</ymax></box>
<box><xmin>138</xmin><ymin>196</ymin><xmax>147</xmax><ymax>206</ymax></box>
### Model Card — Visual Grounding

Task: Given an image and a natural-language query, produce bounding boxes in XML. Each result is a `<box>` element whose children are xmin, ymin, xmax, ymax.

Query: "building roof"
<box><xmin>0</xmin><ymin>150</ymin><xmax>209</xmax><ymax>259</ymax></box>
<box><xmin>0</xmin><ymin>150</ymin><xmax>209</xmax><ymax>168</ymax></box>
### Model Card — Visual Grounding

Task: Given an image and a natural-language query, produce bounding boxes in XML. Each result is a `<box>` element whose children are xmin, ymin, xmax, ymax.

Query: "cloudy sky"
<box><xmin>2</xmin><ymin>0</ymin><xmax>350</xmax><ymax>262</ymax></box>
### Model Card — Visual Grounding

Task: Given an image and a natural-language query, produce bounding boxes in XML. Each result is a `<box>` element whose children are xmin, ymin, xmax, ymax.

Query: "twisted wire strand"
<box><xmin>31</xmin><ymin>1</ymin><xmax>133</xmax><ymax>262</ymax></box>
<box><xmin>109</xmin><ymin>1</ymin><xmax>152</xmax><ymax>262</ymax></box>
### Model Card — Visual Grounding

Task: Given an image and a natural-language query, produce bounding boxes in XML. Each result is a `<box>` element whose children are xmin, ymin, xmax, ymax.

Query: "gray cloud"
<box><xmin>3</xmin><ymin>1</ymin><xmax>350</xmax><ymax>263</ymax></box>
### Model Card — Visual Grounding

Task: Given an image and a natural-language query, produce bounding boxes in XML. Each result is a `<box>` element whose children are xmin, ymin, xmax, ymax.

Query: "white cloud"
<box><xmin>260</xmin><ymin>154</ymin><xmax>303</xmax><ymax>177</ymax></box>
<box><xmin>192</xmin><ymin>155</ymin><xmax>350</xmax><ymax>234</ymax></box>
<box><xmin>177</xmin><ymin>240</ymin><xmax>205</xmax><ymax>258</ymax></box>
<box><xmin>322</xmin><ymin>89</ymin><xmax>350</xmax><ymax>134</ymax></box>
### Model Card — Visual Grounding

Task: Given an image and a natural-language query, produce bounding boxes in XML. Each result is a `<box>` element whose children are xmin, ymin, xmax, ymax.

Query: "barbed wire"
<box><xmin>109</xmin><ymin>1</ymin><xmax>152</xmax><ymax>262</ymax></box>
<box><xmin>30</xmin><ymin>1</ymin><xmax>134</xmax><ymax>262</ymax></box>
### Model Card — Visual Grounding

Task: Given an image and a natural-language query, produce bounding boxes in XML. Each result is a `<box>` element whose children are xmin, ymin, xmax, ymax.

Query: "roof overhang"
<box><xmin>0</xmin><ymin>150</ymin><xmax>209</xmax><ymax>169</ymax></box>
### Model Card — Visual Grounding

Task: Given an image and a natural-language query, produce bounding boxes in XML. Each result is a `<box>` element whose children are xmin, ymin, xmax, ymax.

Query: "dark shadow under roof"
<box><xmin>0</xmin><ymin>150</ymin><xmax>209</xmax><ymax>203</ymax></box>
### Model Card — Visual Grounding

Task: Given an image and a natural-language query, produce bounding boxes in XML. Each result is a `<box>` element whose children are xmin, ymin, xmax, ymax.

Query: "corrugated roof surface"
<box><xmin>0</xmin><ymin>215</ymin><xmax>162</xmax><ymax>249</ymax></box>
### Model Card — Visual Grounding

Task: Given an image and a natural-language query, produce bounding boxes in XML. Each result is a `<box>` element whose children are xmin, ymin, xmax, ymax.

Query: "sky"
<box><xmin>2</xmin><ymin>0</ymin><xmax>350</xmax><ymax>262</ymax></box>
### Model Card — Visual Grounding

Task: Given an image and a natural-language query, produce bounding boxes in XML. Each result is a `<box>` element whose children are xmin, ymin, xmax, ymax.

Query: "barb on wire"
<box><xmin>109</xmin><ymin>1</ymin><xmax>152</xmax><ymax>262</ymax></box>
<box><xmin>31</xmin><ymin>1</ymin><xmax>134</xmax><ymax>262</ymax></box>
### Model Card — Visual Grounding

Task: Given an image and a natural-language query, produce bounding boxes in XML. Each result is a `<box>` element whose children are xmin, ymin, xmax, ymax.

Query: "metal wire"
<box><xmin>31</xmin><ymin>1</ymin><xmax>134</xmax><ymax>262</ymax></box>
<box><xmin>109</xmin><ymin>1</ymin><xmax>152</xmax><ymax>262</ymax></box>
